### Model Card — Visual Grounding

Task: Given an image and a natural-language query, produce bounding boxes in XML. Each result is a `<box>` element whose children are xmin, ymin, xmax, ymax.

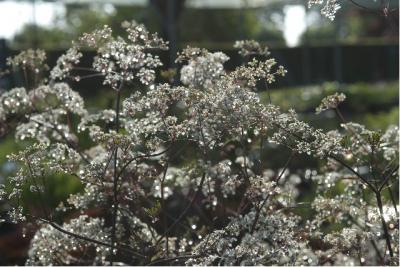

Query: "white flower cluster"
<box><xmin>187</xmin><ymin>211</ymin><xmax>311</xmax><ymax>265</ymax></box>
<box><xmin>315</xmin><ymin>92</ymin><xmax>346</xmax><ymax>114</ymax></box>
<box><xmin>268</xmin><ymin>108</ymin><xmax>344</xmax><ymax>158</ymax></box>
<box><xmin>0</xmin><ymin>87</ymin><xmax>29</xmax><ymax>119</ymax></box>
<box><xmin>0</xmin><ymin>82</ymin><xmax>85</xmax><ymax>144</ymax></box>
<box><xmin>229</xmin><ymin>57</ymin><xmax>286</xmax><ymax>87</ymax></box>
<box><xmin>7</xmin><ymin>49</ymin><xmax>47</xmax><ymax>73</ymax></box>
<box><xmin>179</xmin><ymin>48</ymin><xmax>229</xmax><ymax>88</ymax></box>
<box><xmin>26</xmin><ymin>215</ymin><xmax>110</xmax><ymax>265</ymax></box>
<box><xmin>308</xmin><ymin>0</ymin><xmax>341</xmax><ymax>20</ymax></box>
<box><xmin>50</xmin><ymin>47</ymin><xmax>82</xmax><ymax>81</ymax></box>
<box><xmin>234</xmin><ymin>40</ymin><xmax>270</xmax><ymax>57</ymax></box>
<box><xmin>51</xmin><ymin>22</ymin><xmax>167</xmax><ymax>88</ymax></box>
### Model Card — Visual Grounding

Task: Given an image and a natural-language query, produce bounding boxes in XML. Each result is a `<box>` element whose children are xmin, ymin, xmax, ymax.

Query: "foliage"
<box><xmin>0</xmin><ymin>19</ymin><xmax>398</xmax><ymax>267</ymax></box>
<box><xmin>262</xmin><ymin>81</ymin><xmax>399</xmax><ymax>114</ymax></box>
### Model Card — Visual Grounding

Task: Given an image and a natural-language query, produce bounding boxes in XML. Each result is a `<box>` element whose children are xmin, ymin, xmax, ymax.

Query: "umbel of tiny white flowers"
<box><xmin>0</xmin><ymin>20</ymin><xmax>398</xmax><ymax>266</ymax></box>
<box><xmin>308</xmin><ymin>0</ymin><xmax>341</xmax><ymax>20</ymax></box>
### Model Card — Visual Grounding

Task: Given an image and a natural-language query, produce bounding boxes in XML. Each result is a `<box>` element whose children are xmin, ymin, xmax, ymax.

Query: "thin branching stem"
<box><xmin>375</xmin><ymin>191</ymin><xmax>394</xmax><ymax>257</ymax></box>
<box><xmin>160</xmin><ymin>163</ymin><xmax>169</xmax><ymax>256</ymax></box>
<box><xmin>110</xmin><ymin>82</ymin><xmax>122</xmax><ymax>265</ymax></box>
<box><xmin>155</xmin><ymin>172</ymin><xmax>207</xmax><ymax>245</ymax></box>
<box><xmin>250</xmin><ymin>152</ymin><xmax>294</xmax><ymax>233</ymax></box>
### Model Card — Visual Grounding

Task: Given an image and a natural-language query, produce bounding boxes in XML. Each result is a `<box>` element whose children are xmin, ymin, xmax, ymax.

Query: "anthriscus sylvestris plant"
<box><xmin>0</xmin><ymin>19</ymin><xmax>398</xmax><ymax>266</ymax></box>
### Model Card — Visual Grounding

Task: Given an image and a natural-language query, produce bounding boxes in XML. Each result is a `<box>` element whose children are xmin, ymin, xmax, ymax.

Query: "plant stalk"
<box><xmin>110</xmin><ymin>85</ymin><xmax>122</xmax><ymax>265</ymax></box>
<box><xmin>375</xmin><ymin>191</ymin><xmax>393</xmax><ymax>258</ymax></box>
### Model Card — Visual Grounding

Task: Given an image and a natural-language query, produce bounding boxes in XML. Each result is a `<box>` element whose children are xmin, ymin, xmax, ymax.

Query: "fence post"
<box><xmin>302</xmin><ymin>2</ymin><xmax>311</xmax><ymax>85</ymax></box>
<box><xmin>333</xmin><ymin>14</ymin><xmax>343</xmax><ymax>83</ymax></box>
<box><xmin>0</xmin><ymin>39</ymin><xmax>9</xmax><ymax>89</ymax></box>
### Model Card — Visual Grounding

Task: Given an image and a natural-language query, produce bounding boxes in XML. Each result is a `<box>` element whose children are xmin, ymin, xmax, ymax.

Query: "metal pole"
<box><xmin>167</xmin><ymin>0</ymin><xmax>177</xmax><ymax>69</ymax></box>
<box><xmin>32</xmin><ymin>0</ymin><xmax>38</xmax><ymax>49</ymax></box>
<box><xmin>333</xmin><ymin>12</ymin><xmax>343</xmax><ymax>83</ymax></box>
<box><xmin>302</xmin><ymin>0</ymin><xmax>311</xmax><ymax>85</ymax></box>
